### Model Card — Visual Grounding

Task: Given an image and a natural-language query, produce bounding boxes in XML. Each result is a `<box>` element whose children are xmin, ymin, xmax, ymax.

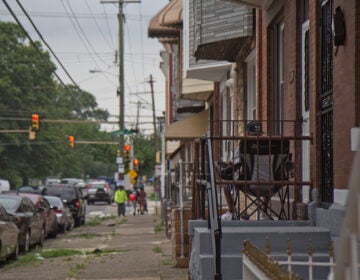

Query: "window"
<box><xmin>270</xmin><ymin>19</ymin><xmax>285</xmax><ymax>135</ymax></box>
<box><xmin>246</xmin><ymin>50</ymin><xmax>256</xmax><ymax>120</ymax></box>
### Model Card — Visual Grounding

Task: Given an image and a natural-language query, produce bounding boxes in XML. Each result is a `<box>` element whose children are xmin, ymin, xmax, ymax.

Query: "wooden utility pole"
<box><xmin>100</xmin><ymin>0</ymin><xmax>140</xmax><ymax>182</ymax></box>
<box><xmin>149</xmin><ymin>74</ymin><xmax>158</xmax><ymax>156</ymax></box>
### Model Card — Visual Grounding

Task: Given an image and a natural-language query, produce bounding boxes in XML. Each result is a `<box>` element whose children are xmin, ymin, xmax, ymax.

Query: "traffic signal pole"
<box><xmin>100</xmin><ymin>0</ymin><xmax>140</xmax><ymax>184</ymax></box>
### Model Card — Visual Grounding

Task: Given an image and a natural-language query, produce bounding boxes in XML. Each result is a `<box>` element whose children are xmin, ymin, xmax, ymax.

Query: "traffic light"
<box><xmin>133</xmin><ymin>158</ymin><xmax>139</xmax><ymax>171</ymax></box>
<box><xmin>31</xmin><ymin>114</ymin><xmax>39</xmax><ymax>132</ymax></box>
<box><xmin>68</xmin><ymin>135</ymin><xmax>74</xmax><ymax>148</ymax></box>
<box><xmin>124</xmin><ymin>144</ymin><xmax>130</xmax><ymax>170</ymax></box>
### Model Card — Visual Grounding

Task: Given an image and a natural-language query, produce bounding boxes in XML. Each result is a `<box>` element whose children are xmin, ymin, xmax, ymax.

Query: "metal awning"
<box><xmin>148</xmin><ymin>1</ymin><xmax>179</xmax><ymax>38</ymax></box>
<box><xmin>165</xmin><ymin>110</ymin><xmax>209</xmax><ymax>140</ymax></box>
<box><xmin>181</xmin><ymin>78</ymin><xmax>213</xmax><ymax>101</ymax></box>
<box><xmin>159</xmin><ymin>0</ymin><xmax>183</xmax><ymax>27</ymax></box>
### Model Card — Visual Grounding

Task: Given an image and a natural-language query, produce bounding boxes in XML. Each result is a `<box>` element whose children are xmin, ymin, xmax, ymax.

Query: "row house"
<box><xmin>149</xmin><ymin>0</ymin><xmax>359</xmax><ymax>278</ymax></box>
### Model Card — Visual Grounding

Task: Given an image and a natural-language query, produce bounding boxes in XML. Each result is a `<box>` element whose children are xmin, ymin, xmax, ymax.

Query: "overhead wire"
<box><xmin>83</xmin><ymin>0</ymin><xmax>114</xmax><ymax>51</ymax></box>
<box><xmin>101</xmin><ymin>5</ymin><xmax>117</xmax><ymax>50</ymax></box>
<box><xmin>1</xmin><ymin>0</ymin><xmax>83</xmax><ymax>107</ymax></box>
<box><xmin>14</xmin><ymin>0</ymin><xmax>82</xmax><ymax>93</ymax></box>
<box><xmin>62</xmin><ymin>0</ymin><xmax>106</xmax><ymax>68</ymax></box>
<box><xmin>60</xmin><ymin>0</ymin><xmax>115</xmax><ymax>88</ymax></box>
<box><xmin>138</xmin><ymin>4</ymin><xmax>147</xmax><ymax>89</ymax></box>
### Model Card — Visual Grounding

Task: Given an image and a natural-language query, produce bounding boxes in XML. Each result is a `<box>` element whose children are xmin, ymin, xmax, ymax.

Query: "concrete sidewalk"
<box><xmin>0</xmin><ymin>200</ymin><xmax>188</xmax><ymax>280</ymax></box>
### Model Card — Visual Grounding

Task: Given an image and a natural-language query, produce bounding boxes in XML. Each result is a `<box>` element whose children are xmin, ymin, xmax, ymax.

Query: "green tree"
<box><xmin>0</xmin><ymin>21</ymin><xmax>116</xmax><ymax>187</ymax></box>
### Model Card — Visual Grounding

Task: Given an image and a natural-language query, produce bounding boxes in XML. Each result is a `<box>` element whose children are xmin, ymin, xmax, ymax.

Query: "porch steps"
<box><xmin>188</xmin><ymin>221</ymin><xmax>331</xmax><ymax>280</ymax></box>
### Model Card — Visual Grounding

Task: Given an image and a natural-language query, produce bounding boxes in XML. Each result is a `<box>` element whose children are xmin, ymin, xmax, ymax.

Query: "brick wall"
<box><xmin>171</xmin><ymin>207</ymin><xmax>192</xmax><ymax>268</ymax></box>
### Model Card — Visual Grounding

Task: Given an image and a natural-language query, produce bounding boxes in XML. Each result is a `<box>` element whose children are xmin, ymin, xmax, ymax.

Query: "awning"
<box><xmin>221</xmin><ymin>0</ymin><xmax>274</xmax><ymax>9</ymax></box>
<box><xmin>165</xmin><ymin>110</ymin><xmax>209</xmax><ymax>140</ymax></box>
<box><xmin>159</xmin><ymin>0</ymin><xmax>183</xmax><ymax>27</ymax></box>
<box><xmin>148</xmin><ymin>2</ymin><xmax>179</xmax><ymax>38</ymax></box>
<box><xmin>181</xmin><ymin>78</ymin><xmax>213</xmax><ymax>101</ymax></box>
<box><xmin>166</xmin><ymin>140</ymin><xmax>181</xmax><ymax>157</ymax></box>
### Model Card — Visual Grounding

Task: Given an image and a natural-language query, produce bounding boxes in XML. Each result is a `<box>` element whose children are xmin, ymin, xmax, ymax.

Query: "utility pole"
<box><xmin>100</xmin><ymin>0</ymin><xmax>140</xmax><ymax>183</ymax></box>
<box><xmin>148</xmin><ymin>74</ymin><xmax>158</xmax><ymax>156</ymax></box>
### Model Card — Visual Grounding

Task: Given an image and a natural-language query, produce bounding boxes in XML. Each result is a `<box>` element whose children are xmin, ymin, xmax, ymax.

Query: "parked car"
<box><xmin>5</xmin><ymin>192</ymin><xmax>58</xmax><ymax>239</ymax></box>
<box><xmin>0</xmin><ymin>194</ymin><xmax>45</xmax><ymax>252</ymax></box>
<box><xmin>44</xmin><ymin>195</ymin><xmax>74</xmax><ymax>233</ymax></box>
<box><xmin>61</xmin><ymin>178</ymin><xmax>88</xmax><ymax>198</ymax></box>
<box><xmin>42</xmin><ymin>184</ymin><xmax>86</xmax><ymax>227</ymax></box>
<box><xmin>16</xmin><ymin>186</ymin><xmax>42</xmax><ymax>194</ymax></box>
<box><xmin>86</xmin><ymin>181</ymin><xmax>113</xmax><ymax>205</ymax></box>
<box><xmin>0</xmin><ymin>203</ymin><xmax>20</xmax><ymax>262</ymax></box>
<box><xmin>0</xmin><ymin>179</ymin><xmax>10</xmax><ymax>193</ymax></box>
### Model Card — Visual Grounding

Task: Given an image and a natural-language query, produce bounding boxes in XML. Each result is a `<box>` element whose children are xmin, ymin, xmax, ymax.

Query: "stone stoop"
<box><xmin>188</xmin><ymin>221</ymin><xmax>331</xmax><ymax>280</ymax></box>
<box><xmin>171</xmin><ymin>207</ymin><xmax>192</xmax><ymax>268</ymax></box>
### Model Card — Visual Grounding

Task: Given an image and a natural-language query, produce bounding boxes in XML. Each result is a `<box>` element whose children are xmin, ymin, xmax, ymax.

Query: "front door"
<box><xmin>319</xmin><ymin>0</ymin><xmax>334</xmax><ymax>202</ymax></box>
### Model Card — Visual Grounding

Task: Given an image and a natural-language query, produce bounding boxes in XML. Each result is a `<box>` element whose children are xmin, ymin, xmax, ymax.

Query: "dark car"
<box><xmin>16</xmin><ymin>186</ymin><xmax>42</xmax><ymax>194</ymax></box>
<box><xmin>44</xmin><ymin>195</ymin><xmax>74</xmax><ymax>233</ymax></box>
<box><xmin>0</xmin><ymin>203</ymin><xmax>20</xmax><ymax>262</ymax></box>
<box><xmin>42</xmin><ymin>184</ymin><xmax>86</xmax><ymax>227</ymax></box>
<box><xmin>0</xmin><ymin>194</ymin><xmax>45</xmax><ymax>253</ymax></box>
<box><xmin>8</xmin><ymin>193</ymin><xmax>58</xmax><ymax>238</ymax></box>
<box><xmin>86</xmin><ymin>181</ymin><xmax>113</xmax><ymax>205</ymax></box>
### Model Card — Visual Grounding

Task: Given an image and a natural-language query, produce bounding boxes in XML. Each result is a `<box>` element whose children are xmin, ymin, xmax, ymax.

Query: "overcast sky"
<box><xmin>0</xmin><ymin>0</ymin><xmax>168</xmax><ymax>133</ymax></box>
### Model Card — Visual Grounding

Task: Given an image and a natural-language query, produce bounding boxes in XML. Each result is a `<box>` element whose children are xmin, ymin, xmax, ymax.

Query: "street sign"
<box><xmin>155</xmin><ymin>164</ymin><xmax>161</xmax><ymax>176</ymax></box>
<box><xmin>116</xmin><ymin>157</ymin><xmax>123</xmax><ymax>164</ymax></box>
<box><xmin>127</xmin><ymin>170</ymin><xmax>138</xmax><ymax>179</ymax></box>
<box><xmin>118</xmin><ymin>166</ymin><xmax>124</xmax><ymax>173</ymax></box>
<box><xmin>111</xmin><ymin>128</ymin><xmax>139</xmax><ymax>136</ymax></box>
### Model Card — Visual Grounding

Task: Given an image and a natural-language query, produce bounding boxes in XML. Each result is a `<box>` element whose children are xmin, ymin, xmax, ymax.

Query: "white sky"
<box><xmin>0</xmin><ymin>0</ymin><xmax>168</xmax><ymax>133</ymax></box>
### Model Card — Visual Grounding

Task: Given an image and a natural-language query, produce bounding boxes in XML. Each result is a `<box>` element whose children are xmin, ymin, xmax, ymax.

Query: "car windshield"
<box><xmin>44</xmin><ymin>187</ymin><xmax>77</xmax><ymax>201</ymax></box>
<box><xmin>45</xmin><ymin>196</ymin><xmax>62</xmax><ymax>208</ymax></box>
<box><xmin>90</xmin><ymin>184</ymin><xmax>105</xmax><ymax>189</ymax></box>
<box><xmin>0</xmin><ymin>197</ymin><xmax>19</xmax><ymax>211</ymax></box>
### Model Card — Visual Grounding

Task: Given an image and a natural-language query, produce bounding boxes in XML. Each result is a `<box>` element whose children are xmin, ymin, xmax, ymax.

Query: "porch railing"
<box><xmin>192</xmin><ymin>119</ymin><xmax>312</xmax><ymax>222</ymax></box>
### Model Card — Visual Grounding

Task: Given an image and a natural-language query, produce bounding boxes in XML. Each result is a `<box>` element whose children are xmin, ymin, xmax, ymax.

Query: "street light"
<box><xmin>89</xmin><ymin>69</ymin><xmax>118</xmax><ymax>77</ymax></box>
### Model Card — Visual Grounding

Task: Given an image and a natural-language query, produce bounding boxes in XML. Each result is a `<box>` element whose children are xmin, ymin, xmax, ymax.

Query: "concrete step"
<box><xmin>189</xmin><ymin>224</ymin><xmax>331</xmax><ymax>280</ymax></box>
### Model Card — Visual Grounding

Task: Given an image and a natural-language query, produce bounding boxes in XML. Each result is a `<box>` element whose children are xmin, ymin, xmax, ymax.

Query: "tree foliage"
<box><xmin>0</xmin><ymin>21</ymin><xmax>157</xmax><ymax>188</ymax></box>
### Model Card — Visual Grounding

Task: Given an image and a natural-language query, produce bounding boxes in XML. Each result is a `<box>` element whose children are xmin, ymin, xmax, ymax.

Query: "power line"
<box><xmin>15</xmin><ymin>0</ymin><xmax>81</xmax><ymax>93</ymax></box>
<box><xmin>1</xmin><ymin>0</ymin><xmax>83</xmax><ymax>107</ymax></box>
<box><xmin>83</xmin><ymin>0</ymin><xmax>114</xmax><ymax>51</ymax></box>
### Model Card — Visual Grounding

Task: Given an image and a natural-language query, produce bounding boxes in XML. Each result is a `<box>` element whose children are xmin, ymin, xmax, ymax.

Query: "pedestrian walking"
<box><xmin>129</xmin><ymin>186</ymin><xmax>139</xmax><ymax>215</ymax></box>
<box><xmin>114</xmin><ymin>185</ymin><xmax>127</xmax><ymax>217</ymax></box>
<box><xmin>138</xmin><ymin>186</ymin><xmax>147</xmax><ymax>214</ymax></box>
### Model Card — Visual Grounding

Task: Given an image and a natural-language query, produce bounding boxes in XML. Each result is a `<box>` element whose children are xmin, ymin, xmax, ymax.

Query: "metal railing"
<box><xmin>243</xmin><ymin>238</ymin><xmax>336</xmax><ymax>280</ymax></box>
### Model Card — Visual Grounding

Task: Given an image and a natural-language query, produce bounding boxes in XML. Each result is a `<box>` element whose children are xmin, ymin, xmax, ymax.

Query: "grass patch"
<box><xmin>90</xmin><ymin>248</ymin><xmax>131</xmax><ymax>256</ymax></box>
<box><xmin>67</xmin><ymin>232</ymin><xmax>101</xmax><ymax>239</ymax></box>
<box><xmin>86</xmin><ymin>215</ymin><xmax>117</xmax><ymax>226</ymax></box>
<box><xmin>154</xmin><ymin>219</ymin><xmax>164</xmax><ymax>233</ymax></box>
<box><xmin>152</xmin><ymin>246</ymin><xmax>163</xmax><ymax>254</ymax></box>
<box><xmin>117</xmin><ymin>217</ymin><xmax>127</xmax><ymax>225</ymax></box>
<box><xmin>67</xmin><ymin>262</ymin><xmax>86</xmax><ymax>278</ymax></box>
<box><xmin>162</xmin><ymin>258</ymin><xmax>175</xmax><ymax>266</ymax></box>
<box><xmin>15</xmin><ymin>248</ymin><xmax>83</xmax><ymax>266</ymax></box>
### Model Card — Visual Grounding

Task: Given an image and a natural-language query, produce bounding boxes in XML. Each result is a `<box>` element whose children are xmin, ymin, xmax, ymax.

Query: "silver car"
<box><xmin>44</xmin><ymin>196</ymin><xmax>74</xmax><ymax>233</ymax></box>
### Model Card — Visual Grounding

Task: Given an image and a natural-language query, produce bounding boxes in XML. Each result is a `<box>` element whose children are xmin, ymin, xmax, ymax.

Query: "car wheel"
<box><xmin>50</xmin><ymin>226</ymin><xmax>58</xmax><ymax>238</ymax></box>
<box><xmin>10</xmin><ymin>241</ymin><xmax>19</xmax><ymax>260</ymax></box>
<box><xmin>38</xmin><ymin>227</ymin><xmax>45</xmax><ymax>247</ymax></box>
<box><xmin>75</xmin><ymin>217</ymin><xmax>81</xmax><ymax>227</ymax></box>
<box><xmin>60</xmin><ymin>225</ymin><xmax>66</xmax><ymax>234</ymax></box>
<box><xmin>22</xmin><ymin>231</ymin><xmax>31</xmax><ymax>253</ymax></box>
<box><xmin>68</xmin><ymin>219</ymin><xmax>74</xmax><ymax>231</ymax></box>
<box><xmin>81</xmin><ymin>214</ymin><xmax>86</xmax><ymax>225</ymax></box>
